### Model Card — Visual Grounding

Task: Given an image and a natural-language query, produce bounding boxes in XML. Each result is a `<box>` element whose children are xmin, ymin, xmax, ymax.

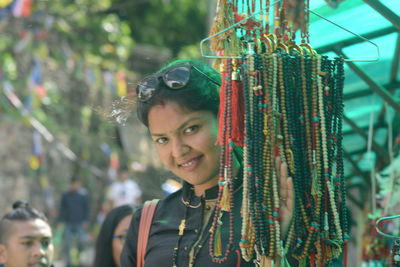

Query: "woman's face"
<box><xmin>148</xmin><ymin>101</ymin><xmax>221</xmax><ymax>196</ymax></box>
<box><xmin>112</xmin><ymin>215</ymin><xmax>132</xmax><ymax>266</ymax></box>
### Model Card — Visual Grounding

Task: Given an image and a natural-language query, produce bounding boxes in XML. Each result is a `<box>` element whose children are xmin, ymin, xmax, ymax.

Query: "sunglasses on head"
<box><xmin>136</xmin><ymin>65</ymin><xmax>221</xmax><ymax>102</ymax></box>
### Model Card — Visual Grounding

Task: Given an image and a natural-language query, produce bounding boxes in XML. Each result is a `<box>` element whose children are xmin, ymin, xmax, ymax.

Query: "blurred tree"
<box><xmin>0</xmin><ymin>0</ymin><xmax>211</xmax><ymax>217</ymax></box>
<box><xmin>0</xmin><ymin>0</ymin><xmax>135</xmax><ymax>217</ymax></box>
<box><xmin>103</xmin><ymin>0</ymin><xmax>211</xmax><ymax>56</ymax></box>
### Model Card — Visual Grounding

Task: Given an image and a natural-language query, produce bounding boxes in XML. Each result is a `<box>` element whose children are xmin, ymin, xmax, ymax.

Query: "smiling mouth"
<box><xmin>178</xmin><ymin>156</ymin><xmax>202</xmax><ymax>169</ymax></box>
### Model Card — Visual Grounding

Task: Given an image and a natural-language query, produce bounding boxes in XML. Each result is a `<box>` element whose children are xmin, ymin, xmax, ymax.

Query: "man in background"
<box><xmin>107</xmin><ymin>166</ymin><xmax>142</xmax><ymax>208</ymax></box>
<box><xmin>58</xmin><ymin>177</ymin><xmax>89</xmax><ymax>267</ymax></box>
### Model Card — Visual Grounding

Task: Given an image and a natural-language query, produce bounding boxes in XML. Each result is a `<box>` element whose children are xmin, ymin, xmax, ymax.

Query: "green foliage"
<box><xmin>0</xmin><ymin>0</ymin><xmax>212</xmax><ymax>212</ymax></box>
<box><xmin>108</xmin><ymin>0</ymin><xmax>210</xmax><ymax>56</ymax></box>
<box><xmin>40</xmin><ymin>0</ymin><xmax>134</xmax><ymax>65</ymax></box>
<box><xmin>0</xmin><ymin>0</ymin><xmax>136</xmax><ymax>180</ymax></box>
<box><xmin>2</xmin><ymin>52</ymin><xmax>18</xmax><ymax>80</ymax></box>
<box><xmin>177</xmin><ymin>44</ymin><xmax>202</xmax><ymax>60</ymax></box>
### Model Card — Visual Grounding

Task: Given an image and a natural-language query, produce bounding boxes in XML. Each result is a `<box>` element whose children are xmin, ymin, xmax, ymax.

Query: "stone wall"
<box><xmin>0</xmin><ymin>116</ymin><xmax>73</xmax><ymax>217</ymax></box>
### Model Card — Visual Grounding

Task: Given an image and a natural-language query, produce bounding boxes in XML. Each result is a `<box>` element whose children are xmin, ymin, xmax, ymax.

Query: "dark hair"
<box><xmin>0</xmin><ymin>200</ymin><xmax>49</xmax><ymax>243</ymax></box>
<box><xmin>137</xmin><ymin>59</ymin><xmax>221</xmax><ymax>127</ymax></box>
<box><xmin>93</xmin><ymin>205</ymin><xmax>134</xmax><ymax>267</ymax></box>
<box><xmin>70</xmin><ymin>176</ymin><xmax>80</xmax><ymax>183</ymax></box>
<box><xmin>119</xmin><ymin>165</ymin><xmax>129</xmax><ymax>173</ymax></box>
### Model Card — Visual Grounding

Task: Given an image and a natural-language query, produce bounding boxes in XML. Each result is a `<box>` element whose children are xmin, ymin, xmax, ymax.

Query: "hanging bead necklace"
<box><xmin>262</xmin><ymin>53</ymin><xmax>274</xmax><ymax>256</ymax></box>
<box><xmin>209</xmin><ymin>59</ymin><xmax>236</xmax><ymax>263</ymax></box>
<box><xmin>240</xmin><ymin>52</ymin><xmax>254</xmax><ymax>261</ymax></box>
<box><xmin>246</xmin><ymin>41</ymin><xmax>264</xmax><ymax>256</ymax></box>
<box><xmin>207</xmin><ymin>0</ymin><xmax>348</xmax><ymax>265</ymax></box>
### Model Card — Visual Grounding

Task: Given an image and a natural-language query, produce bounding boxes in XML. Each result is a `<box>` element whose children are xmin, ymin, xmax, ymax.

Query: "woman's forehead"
<box><xmin>148</xmin><ymin>102</ymin><xmax>213</xmax><ymax>134</ymax></box>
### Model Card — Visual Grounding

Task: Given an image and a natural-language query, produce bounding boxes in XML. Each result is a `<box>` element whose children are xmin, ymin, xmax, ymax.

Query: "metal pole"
<box><xmin>335</xmin><ymin>50</ymin><xmax>400</xmax><ymax>114</ymax></box>
<box><xmin>390</xmin><ymin>33</ymin><xmax>400</xmax><ymax>83</ymax></box>
<box><xmin>363</xmin><ymin>0</ymin><xmax>400</xmax><ymax>30</ymax></box>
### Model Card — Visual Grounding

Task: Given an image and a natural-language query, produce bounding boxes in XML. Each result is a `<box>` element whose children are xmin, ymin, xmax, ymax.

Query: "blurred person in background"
<box><xmin>0</xmin><ymin>200</ymin><xmax>54</xmax><ymax>267</ymax></box>
<box><xmin>93</xmin><ymin>205</ymin><xmax>134</xmax><ymax>267</ymax></box>
<box><xmin>58</xmin><ymin>177</ymin><xmax>90</xmax><ymax>267</ymax></box>
<box><xmin>107</xmin><ymin>166</ymin><xmax>142</xmax><ymax>208</ymax></box>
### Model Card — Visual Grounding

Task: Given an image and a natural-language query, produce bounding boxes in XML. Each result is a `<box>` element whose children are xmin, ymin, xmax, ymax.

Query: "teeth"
<box><xmin>181</xmin><ymin>160</ymin><xmax>194</xmax><ymax>167</ymax></box>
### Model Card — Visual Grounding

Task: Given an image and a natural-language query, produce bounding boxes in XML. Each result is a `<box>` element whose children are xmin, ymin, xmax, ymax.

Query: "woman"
<box><xmin>93</xmin><ymin>205</ymin><xmax>134</xmax><ymax>267</ymax></box>
<box><xmin>121</xmin><ymin>59</ymin><xmax>294</xmax><ymax>266</ymax></box>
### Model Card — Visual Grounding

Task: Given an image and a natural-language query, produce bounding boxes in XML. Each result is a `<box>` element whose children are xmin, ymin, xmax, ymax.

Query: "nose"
<box><xmin>171</xmin><ymin>137</ymin><xmax>190</xmax><ymax>158</ymax></box>
<box><xmin>32</xmin><ymin>242</ymin><xmax>46</xmax><ymax>259</ymax></box>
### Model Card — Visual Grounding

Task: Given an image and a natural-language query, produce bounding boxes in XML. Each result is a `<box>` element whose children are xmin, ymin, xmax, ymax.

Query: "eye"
<box><xmin>41</xmin><ymin>239</ymin><xmax>50</xmax><ymax>248</ymax></box>
<box><xmin>154</xmin><ymin>137</ymin><xmax>168</xmax><ymax>144</ymax></box>
<box><xmin>23</xmin><ymin>241</ymin><xmax>34</xmax><ymax>247</ymax></box>
<box><xmin>184</xmin><ymin>125</ymin><xmax>199</xmax><ymax>134</ymax></box>
<box><xmin>119</xmin><ymin>234</ymin><xmax>127</xmax><ymax>242</ymax></box>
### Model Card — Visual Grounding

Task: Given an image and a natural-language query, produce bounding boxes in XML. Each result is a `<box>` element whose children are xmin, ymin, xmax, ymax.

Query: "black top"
<box><xmin>58</xmin><ymin>188</ymin><xmax>90</xmax><ymax>224</ymax></box>
<box><xmin>121</xmin><ymin>180</ymin><xmax>256</xmax><ymax>267</ymax></box>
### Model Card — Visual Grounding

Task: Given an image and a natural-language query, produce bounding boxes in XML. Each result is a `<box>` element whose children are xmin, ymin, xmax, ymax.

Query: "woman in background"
<box><xmin>93</xmin><ymin>205</ymin><xmax>133</xmax><ymax>267</ymax></box>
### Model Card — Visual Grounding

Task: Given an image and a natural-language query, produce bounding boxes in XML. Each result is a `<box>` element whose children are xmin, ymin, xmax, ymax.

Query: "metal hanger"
<box><xmin>200</xmin><ymin>0</ymin><xmax>380</xmax><ymax>62</ymax></box>
<box><xmin>376</xmin><ymin>214</ymin><xmax>400</xmax><ymax>239</ymax></box>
